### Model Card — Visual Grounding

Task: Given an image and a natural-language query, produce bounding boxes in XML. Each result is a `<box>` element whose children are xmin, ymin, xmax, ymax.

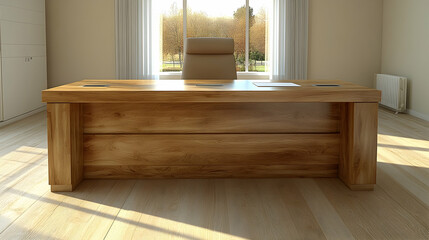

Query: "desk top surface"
<box><xmin>42</xmin><ymin>79</ymin><xmax>381</xmax><ymax>103</ymax></box>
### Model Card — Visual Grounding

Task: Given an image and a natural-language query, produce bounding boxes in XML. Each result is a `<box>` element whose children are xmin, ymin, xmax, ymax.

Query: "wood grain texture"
<box><xmin>84</xmin><ymin>164</ymin><xmax>338</xmax><ymax>179</ymax></box>
<box><xmin>42</xmin><ymin>79</ymin><xmax>381</xmax><ymax>103</ymax></box>
<box><xmin>83</xmin><ymin>134</ymin><xmax>340</xmax><ymax>166</ymax></box>
<box><xmin>47</xmin><ymin>103</ymin><xmax>83</xmax><ymax>191</ymax></box>
<box><xmin>339</xmin><ymin>103</ymin><xmax>378</xmax><ymax>190</ymax></box>
<box><xmin>83</xmin><ymin>102</ymin><xmax>340</xmax><ymax>134</ymax></box>
<box><xmin>317</xmin><ymin>177</ymin><xmax>429</xmax><ymax>240</ymax></box>
<box><xmin>294</xmin><ymin>179</ymin><xmax>355</xmax><ymax>239</ymax></box>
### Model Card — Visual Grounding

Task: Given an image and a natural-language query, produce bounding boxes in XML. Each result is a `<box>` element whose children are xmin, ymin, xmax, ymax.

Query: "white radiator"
<box><xmin>376</xmin><ymin>74</ymin><xmax>407</xmax><ymax>113</ymax></box>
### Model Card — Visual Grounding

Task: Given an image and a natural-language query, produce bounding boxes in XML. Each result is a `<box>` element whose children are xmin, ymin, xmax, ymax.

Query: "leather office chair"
<box><xmin>181</xmin><ymin>38</ymin><xmax>237</xmax><ymax>80</ymax></box>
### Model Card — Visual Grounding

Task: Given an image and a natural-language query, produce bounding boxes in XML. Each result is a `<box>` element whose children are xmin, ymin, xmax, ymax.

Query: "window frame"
<box><xmin>159</xmin><ymin>0</ymin><xmax>270</xmax><ymax>79</ymax></box>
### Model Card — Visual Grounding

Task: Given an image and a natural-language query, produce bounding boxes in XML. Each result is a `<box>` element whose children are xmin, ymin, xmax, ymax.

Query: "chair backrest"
<box><xmin>181</xmin><ymin>38</ymin><xmax>237</xmax><ymax>80</ymax></box>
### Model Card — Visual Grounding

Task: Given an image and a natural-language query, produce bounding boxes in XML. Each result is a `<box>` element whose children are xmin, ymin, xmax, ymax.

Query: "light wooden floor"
<box><xmin>0</xmin><ymin>108</ymin><xmax>428</xmax><ymax>240</ymax></box>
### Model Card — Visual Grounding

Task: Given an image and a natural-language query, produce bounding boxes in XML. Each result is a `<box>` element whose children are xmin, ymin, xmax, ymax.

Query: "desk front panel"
<box><xmin>83</xmin><ymin>134</ymin><xmax>339</xmax><ymax>179</ymax></box>
<box><xmin>83</xmin><ymin>103</ymin><xmax>340</xmax><ymax>134</ymax></box>
<box><xmin>81</xmin><ymin>102</ymin><xmax>340</xmax><ymax>179</ymax></box>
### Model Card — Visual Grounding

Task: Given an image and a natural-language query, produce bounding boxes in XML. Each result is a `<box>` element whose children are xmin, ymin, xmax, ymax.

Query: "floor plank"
<box><xmin>295</xmin><ymin>179</ymin><xmax>354</xmax><ymax>239</ymax></box>
<box><xmin>317</xmin><ymin>178</ymin><xmax>429</xmax><ymax>239</ymax></box>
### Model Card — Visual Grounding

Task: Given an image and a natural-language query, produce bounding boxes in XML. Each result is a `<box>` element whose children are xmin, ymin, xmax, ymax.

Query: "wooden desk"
<box><xmin>42</xmin><ymin>80</ymin><xmax>381</xmax><ymax>192</ymax></box>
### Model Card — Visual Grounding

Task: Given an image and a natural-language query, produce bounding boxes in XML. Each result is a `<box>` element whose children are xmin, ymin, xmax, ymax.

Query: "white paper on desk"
<box><xmin>253</xmin><ymin>82</ymin><xmax>300</xmax><ymax>87</ymax></box>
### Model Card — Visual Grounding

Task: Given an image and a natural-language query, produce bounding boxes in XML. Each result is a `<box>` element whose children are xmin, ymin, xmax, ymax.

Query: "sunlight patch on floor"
<box><xmin>378</xmin><ymin>143</ymin><xmax>429</xmax><ymax>153</ymax></box>
<box><xmin>377</xmin><ymin>148</ymin><xmax>429</xmax><ymax>168</ymax></box>
<box><xmin>0</xmin><ymin>146</ymin><xmax>48</xmax><ymax>182</ymax></box>
<box><xmin>0</xmin><ymin>145</ymin><xmax>47</xmax><ymax>159</ymax></box>
<box><xmin>378</xmin><ymin>133</ymin><xmax>429</xmax><ymax>146</ymax></box>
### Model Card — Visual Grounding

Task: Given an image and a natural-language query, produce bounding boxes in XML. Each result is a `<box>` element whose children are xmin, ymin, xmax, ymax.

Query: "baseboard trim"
<box><xmin>407</xmin><ymin>109</ymin><xmax>429</xmax><ymax>122</ymax></box>
<box><xmin>0</xmin><ymin>106</ymin><xmax>46</xmax><ymax>128</ymax></box>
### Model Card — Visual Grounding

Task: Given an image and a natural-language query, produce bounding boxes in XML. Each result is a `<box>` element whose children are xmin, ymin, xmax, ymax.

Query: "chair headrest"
<box><xmin>186</xmin><ymin>38</ymin><xmax>234</xmax><ymax>55</ymax></box>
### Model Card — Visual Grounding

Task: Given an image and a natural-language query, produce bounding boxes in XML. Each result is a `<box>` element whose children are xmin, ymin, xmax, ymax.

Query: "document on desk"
<box><xmin>253</xmin><ymin>82</ymin><xmax>300</xmax><ymax>87</ymax></box>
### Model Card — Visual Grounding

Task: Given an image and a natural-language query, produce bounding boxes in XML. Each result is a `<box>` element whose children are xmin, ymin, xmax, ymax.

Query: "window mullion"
<box><xmin>245</xmin><ymin>0</ymin><xmax>249</xmax><ymax>72</ymax></box>
<box><xmin>183</xmin><ymin>0</ymin><xmax>187</xmax><ymax>53</ymax></box>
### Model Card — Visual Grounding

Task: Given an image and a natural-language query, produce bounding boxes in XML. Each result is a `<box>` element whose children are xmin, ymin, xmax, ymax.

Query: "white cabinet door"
<box><xmin>0</xmin><ymin>0</ymin><xmax>47</xmax><ymax>121</ymax></box>
<box><xmin>0</xmin><ymin>0</ymin><xmax>45</xmax><ymax>12</ymax></box>
<box><xmin>1</xmin><ymin>57</ymin><xmax>47</xmax><ymax>120</ymax></box>
<box><xmin>0</xmin><ymin>21</ymin><xmax>45</xmax><ymax>45</ymax></box>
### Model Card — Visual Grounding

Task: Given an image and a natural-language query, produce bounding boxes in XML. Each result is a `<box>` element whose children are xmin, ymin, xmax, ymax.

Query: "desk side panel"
<box><xmin>339</xmin><ymin>103</ymin><xmax>378</xmax><ymax>190</ymax></box>
<box><xmin>47</xmin><ymin>103</ymin><xmax>83</xmax><ymax>191</ymax></box>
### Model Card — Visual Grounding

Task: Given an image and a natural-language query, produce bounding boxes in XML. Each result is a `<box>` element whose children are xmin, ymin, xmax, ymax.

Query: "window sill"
<box><xmin>158</xmin><ymin>72</ymin><xmax>270</xmax><ymax>80</ymax></box>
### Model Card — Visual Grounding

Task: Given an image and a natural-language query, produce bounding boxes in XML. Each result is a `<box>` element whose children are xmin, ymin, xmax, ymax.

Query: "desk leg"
<box><xmin>47</xmin><ymin>103</ymin><xmax>83</xmax><ymax>192</ymax></box>
<box><xmin>339</xmin><ymin>103</ymin><xmax>378</xmax><ymax>191</ymax></box>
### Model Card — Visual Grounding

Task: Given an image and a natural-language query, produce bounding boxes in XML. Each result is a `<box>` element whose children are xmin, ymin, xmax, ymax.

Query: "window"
<box><xmin>159</xmin><ymin>0</ymin><xmax>270</xmax><ymax>75</ymax></box>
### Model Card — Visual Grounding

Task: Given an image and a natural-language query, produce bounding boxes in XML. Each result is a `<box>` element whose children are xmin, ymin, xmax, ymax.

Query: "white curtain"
<box><xmin>271</xmin><ymin>0</ymin><xmax>308</xmax><ymax>80</ymax></box>
<box><xmin>115</xmin><ymin>0</ymin><xmax>160</xmax><ymax>79</ymax></box>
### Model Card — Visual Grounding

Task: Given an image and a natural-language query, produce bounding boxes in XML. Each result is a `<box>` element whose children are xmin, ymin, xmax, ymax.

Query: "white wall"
<box><xmin>45</xmin><ymin>0</ymin><xmax>116</xmax><ymax>87</ymax></box>
<box><xmin>381</xmin><ymin>0</ymin><xmax>429</xmax><ymax>120</ymax></box>
<box><xmin>308</xmin><ymin>0</ymin><xmax>383</xmax><ymax>88</ymax></box>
